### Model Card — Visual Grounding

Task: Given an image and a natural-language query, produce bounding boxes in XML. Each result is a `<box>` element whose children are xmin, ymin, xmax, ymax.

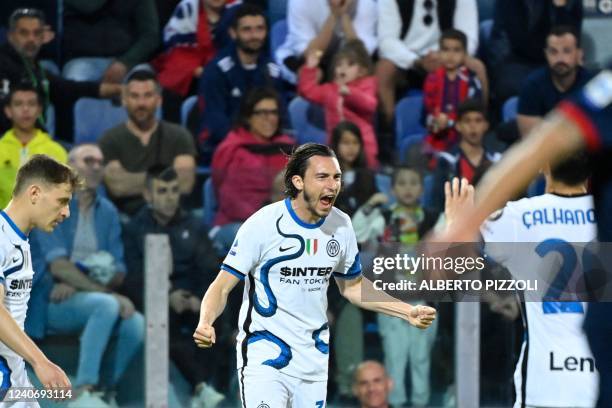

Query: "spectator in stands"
<box><xmin>27</xmin><ymin>144</ymin><xmax>144</xmax><ymax>408</ymax></box>
<box><xmin>0</xmin><ymin>82</ymin><xmax>68</xmax><ymax>208</ymax></box>
<box><xmin>352</xmin><ymin>360</ymin><xmax>394</xmax><ymax>408</ymax></box>
<box><xmin>430</xmin><ymin>99</ymin><xmax>500</xmax><ymax>215</ymax></box>
<box><xmin>517</xmin><ymin>25</ymin><xmax>592</xmax><ymax>138</ymax></box>
<box><xmin>330</xmin><ymin>121</ymin><xmax>378</xmax><ymax>217</ymax></box>
<box><xmin>197</xmin><ymin>4</ymin><xmax>283</xmax><ymax>163</ymax></box>
<box><xmin>352</xmin><ymin>166</ymin><xmax>438</xmax><ymax>407</ymax></box>
<box><xmin>99</xmin><ymin>68</ymin><xmax>197</xmax><ymax>215</ymax></box>
<box><xmin>488</xmin><ymin>0</ymin><xmax>583</xmax><ymax>106</ymax></box>
<box><xmin>424</xmin><ymin>29</ymin><xmax>482</xmax><ymax>154</ymax></box>
<box><xmin>275</xmin><ymin>0</ymin><xmax>378</xmax><ymax>83</ymax></box>
<box><xmin>299</xmin><ymin>40</ymin><xmax>379</xmax><ymax>167</ymax></box>
<box><xmin>121</xmin><ymin>166</ymin><xmax>225</xmax><ymax>408</ymax></box>
<box><xmin>376</xmin><ymin>0</ymin><xmax>481</xmax><ymax>127</ymax></box>
<box><xmin>0</xmin><ymin>8</ymin><xmax>121</xmax><ymax>142</ymax></box>
<box><xmin>210</xmin><ymin>87</ymin><xmax>294</xmax><ymax>251</ymax></box>
<box><xmin>61</xmin><ymin>0</ymin><xmax>160</xmax><ymax>84</ymax></box>
<box><xmin>152</xmin><ymin>0</ymin><xmax>240</xmax><ymax>96</ymax></box>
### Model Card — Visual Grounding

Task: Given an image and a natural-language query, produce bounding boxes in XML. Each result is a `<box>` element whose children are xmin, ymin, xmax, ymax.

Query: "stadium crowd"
<box><xmin>0</xmin><ymin>0</ymin><xmax>609</xmax><ymax>406</ymax></box>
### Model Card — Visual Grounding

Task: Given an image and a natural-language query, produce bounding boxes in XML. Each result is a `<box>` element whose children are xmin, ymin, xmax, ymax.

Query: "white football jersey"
<box><xmin>0</xmin><ymin>211</ymin><xmax>34</xmax><ymax>359</ymax></box>
<box><xmin>222</xmin><ymin>199</ymin><xmax>362</xmax><ymax>381</ymax></box>
<box><xmin>481</xmin><ymin>194</ymin><xmax>599</xmax><ymax>408</ymax></box>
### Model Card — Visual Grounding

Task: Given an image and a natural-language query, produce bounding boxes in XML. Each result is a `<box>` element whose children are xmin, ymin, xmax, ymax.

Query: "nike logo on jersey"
<box><xmin>279</xmin><ymin>246</ymin><xmax>295</xmax><ymax>252</ymax></box>
<box><xmin>12</xmin><ymin>257</ymin><xmax>19</xmax><ymax>263</ymax></box>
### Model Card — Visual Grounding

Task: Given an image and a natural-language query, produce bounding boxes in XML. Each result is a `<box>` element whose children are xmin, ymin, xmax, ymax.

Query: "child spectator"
<box><xmin>331</xmin><ymin>121</ymin><xmax>379</xmax><ymax>217</ymax></box>
<box><xmin>298</xmin><ymin>39</ymin><xmax>378</xmax><ymax>167</ymax></box>
<box><xmin>352</xmin><ymin>166</ymin><xmax>439</xmax><ymax>407</ymax></box>
<box><xmin>430</xmin><ymin>98</ymin><xmax>501</xmax><ymax>215</ymax></box>
<box><xmin>424</xmin><ymin>29</ymin><xmax>482</xmax><ymax>154</ymax></box>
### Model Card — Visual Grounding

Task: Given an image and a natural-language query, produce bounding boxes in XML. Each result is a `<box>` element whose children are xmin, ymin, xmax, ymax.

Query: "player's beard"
<box><xmin>302</xmin><ymin>187</ymin><xmax>334</xmax><ymax>219</ymax></box>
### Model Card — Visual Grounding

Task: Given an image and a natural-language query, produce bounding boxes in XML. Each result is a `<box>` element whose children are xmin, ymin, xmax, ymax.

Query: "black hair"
<box><xmin>330</xmin><ymin>121</ymin><xmax>367</xmax><ymax>169</ymax></box>
<box><xmin>13</xmin><ymin>154</ymin><xmax>81</xmax><ymax>197</ymax></box>
<box><xmin>457</xmin><ymin>98</ymin><xmax>488</xmax><ymax>121</ymax></box>
<box><xmin>440</xmin><ymin>28</ymin><xmax>468</xmax><ymax>51</ymax></box>
<box><xmin>231</xmin><ymin>4</ymin><xmax>266</xmax><ymax>29</ymax></box>
<box><xmin>284</xmin><ymin>143</ymin><xmax>337</xmax><ymax>198</ymax></box>
<box><xmin>8</xmin><ymin>8</ymin><xmax>45</xmax><ymax>31</ymax></box>
<box><xmin>125</xmin><ymin>69</ymin><xmax>161</xmax><ymax>93</ymax></box>
<box><xmin>391</xmin><ymin>165</ymin><xmax>423</xmax><ymax>187</ymax></box>
<box><xmin>548</xmin><ymin>25</ymin><xmax>581</xmax><ymax>48</ymax></box>
<box><xmin>145</xmin><ymin>165</ymin><xmax>178</xmax><ymax>189</ymax></box>
<box><xmin>236</xmin><ymin>87</ymin><xmax>282</xmax><ymax>133</ymax></box>
<box><xmin>551</xmin><ymin>150</ymin><xmax>590</xmax><ymax>186</ymax></box>
<box><xmin>5</xmin><ymin>80</ymin><xmax>43</xmax><ymax>107</ymax></box>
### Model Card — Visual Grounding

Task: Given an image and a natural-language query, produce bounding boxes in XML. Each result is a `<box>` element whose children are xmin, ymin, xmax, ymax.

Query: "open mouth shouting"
<box><xmin>319</xmin><ymin>193</ymin><xmax>336</xmax><ymax>210</ymax></box>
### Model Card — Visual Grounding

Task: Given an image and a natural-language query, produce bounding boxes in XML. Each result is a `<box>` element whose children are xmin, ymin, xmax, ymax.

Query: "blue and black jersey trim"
<box><xmin>284</xmin><ymin>198</ymin><xmax>326</xmax><ymax>229</ymax></box>
<box><xmin>0</xmin><ymin>211</ymin><xmax>27</xmax><ymax>241</ymax></box>
<box><xmin>332</xmin><ymin>253</ymin><xmax>362</xmax><ymax>279</ymax></box>
<box><xmin>3</xmin><ymin>245</ymin><xmax>24</xmax><ymax>279</ymax></box>
<box><xmin>247</xmin><ymin>330</ymin><xmax>293</xmax><ymax>369</ymax></box>
<box><xmin>221</xmin><ymin>263</ymin><xmax>246</xmax><ymax>280</ymax></box>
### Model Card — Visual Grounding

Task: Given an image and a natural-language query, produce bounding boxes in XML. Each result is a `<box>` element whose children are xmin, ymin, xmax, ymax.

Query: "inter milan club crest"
<box><xmin>326</xmin><ymin>239</ymin><xmax>340</xmax><ymax>257</ymax></box>
<box><xmin>257</xmin><ymin>403</ymin><xmax>270</xmax><ymax>408</ymax></box>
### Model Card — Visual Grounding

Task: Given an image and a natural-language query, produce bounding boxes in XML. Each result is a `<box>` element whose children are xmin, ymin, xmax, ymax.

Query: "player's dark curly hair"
<box><xmin>284</xmin><ymin>143</ymin><xmax>337</xmax><ymax>198</ymax></box>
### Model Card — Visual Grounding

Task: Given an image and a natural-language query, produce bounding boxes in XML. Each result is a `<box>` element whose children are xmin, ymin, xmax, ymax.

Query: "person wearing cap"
<box><xmin>0</xmin><ymin>8</ymin><xmax>122</xmax><ymax>142</ymax></box>
<box><xmin>98</xmin><ymin>68</ymin><xmax>197</xmax><ymax>216</ymax></box>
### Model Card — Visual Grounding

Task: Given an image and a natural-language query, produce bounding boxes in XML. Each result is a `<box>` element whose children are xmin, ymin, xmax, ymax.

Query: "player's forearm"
<box><xmin>345</xmin><ymin>277</ymin><xmax>414</xmax><ymax>319</ymax></box>
<box><xmin>50</xmin><ymin>259</ymin><xmax>108</xmax><ymax>292</ymax></box>
<box><xmin>0</xmin><ymin>305</ymin><xmax>48</xmax><ymax>367</ymax></box>
<box><xmin>198</xmin><ymin>279</ymin><xmax>231</xmax><ymax>326</ymax></box>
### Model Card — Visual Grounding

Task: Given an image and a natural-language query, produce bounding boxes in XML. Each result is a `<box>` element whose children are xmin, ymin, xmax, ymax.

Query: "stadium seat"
<box><xmin>268</xmin><ymin>0</ymin><xmax>288</xmax><ymax>25</ymax></box>
<box><xmin>288</xmin><ymin>97</ymin><xmax>327</xmax><ymax>145</ymax></box>
<box><xmin>398</xmin><ymin>132</ymin><xmax>427</xmax><ymax>162</ymax></box>
<box><xmin>73</xmin><ymin>98</ymin><xmax>128</xmax><ymax>144</ymax></box>
<box><xmin>270</xmin><ymin>19</ymin><xmax>288</xmax><ymax>56</ymax></box>
<box><xmin>40</xmin><ymin>60</ymin><xmax>60</xmax><ymax>75</ymax></box>
<box><xmin>395</xmin><ymin>93</ymin><xmax>426</xmax><ymax>150</ymax></box>
<box><xmin>202</xmin><ymin>177</ymin><xmax>218</xmax><ymax>227</ymax></box>
<box><xmin>582</xmin><ymin>17</ymin><xmax>612</xmax><ymax>69</ymax></box>
<box><xmin>502</xmin><ymin>96</ymin><xmax>519</xmax><ymax>122</ymax></box>
<box><xmin>375</xmin><ymin>172</ymin><xmax>395</xmax><ymax>206</ymax></box>
<box><xmin>181</xmin><ymin>95</ymin><xmax>198</xmax><ymax>127</ymax></box>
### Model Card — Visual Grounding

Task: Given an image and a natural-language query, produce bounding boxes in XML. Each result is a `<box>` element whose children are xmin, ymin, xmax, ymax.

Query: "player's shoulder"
<box><xmin>243</xmin><ymin>200</ymin><xmax>285</xmax><ymax>226</ymax></box>
<box><xmin>328</xmin><ymin>206</ymin><xmax>353</xmax><ymax>226</ymax></box>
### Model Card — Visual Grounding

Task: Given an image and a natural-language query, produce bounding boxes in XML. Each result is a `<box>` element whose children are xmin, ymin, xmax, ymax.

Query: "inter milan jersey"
<box><xmin>481</xmin><ymin>194</ymin><xmax>599</xmax><ymax>408</ymax></box>
<box><xmin>221</xmin><ymin>198</ymin><xmax>362</xmax><ymax>381</ymax></box>
<box><xmin>0</xmin><ymin>211</ymin><xmax>34</xmax><ymax>357</ymax></box>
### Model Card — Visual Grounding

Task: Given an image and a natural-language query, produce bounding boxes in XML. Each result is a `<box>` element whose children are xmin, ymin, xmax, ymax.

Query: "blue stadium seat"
<box><xmin>395</xmin><ymin>93</ymin><xmax>426</xmax><ymax>150</ymax></box>
<box><xmin>268</xmin><ymin>0</ymin><xmax>289</xmax><ymax>25</ymax></box>
<box><xmin>73</xmin><ymin>98</ymin><xmax>128</xmax><ymax>144</ymax></box>
<box><xmin>502</xmin><ymin>96</ymin><xmax>519</xmax><ymax>122</ymax></box>
<box><xmin>375</xmin><ymin>172</ymin><xmax>395</xmax><ymax>206</ymax></box>
<box><xmin>181</xmin><ymin>95</ymin><xmax>198</xmax><ymax>127</ymax></box>
<box><xmin>40</xmin><ymin>60</ymin><xmax>60</xmax><ymax>75</ymax></box>
<box><xmin>398</xmin><ymin>132</ymin><xmax>427</xmax><ymax>162</ymax></box>
<box><xmin>581</xmin><ymin>17</ymin><xmax>612</xmax><ymax>69</ymax></box>
<box><xmin>288</xmin><ymin>97</ymin><xmax>327</xmax><ymax>145</ymax></box>
<box><xmin>270</xmin><ymin>19</ymin><xmax>288</xmax><ymax>56</ymax></box>
<box><xmin>202</xmin><ymin>177</ymin><xmax>218</xmax><ymax>228</ymax></box>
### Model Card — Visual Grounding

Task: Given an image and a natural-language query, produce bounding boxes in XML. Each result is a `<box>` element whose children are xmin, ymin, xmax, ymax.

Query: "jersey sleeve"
<box><xmin>0</xmin><ymin>245</ymin><xmax>7</xmax><ymax>283</ymax></box>
<box><xmin>332</xmin><ymin>218</ymin><xmax>363</xmax><ymax>280</ymax></box>
<box><xmin>556</xmin><ymin>69</ymin><xmax>612</xmax><ymax>152</ymax></box>
<box><xmin>220</xmin><ymin>213</ymin><xmax>263</xmax><ymax>280</ymax></box>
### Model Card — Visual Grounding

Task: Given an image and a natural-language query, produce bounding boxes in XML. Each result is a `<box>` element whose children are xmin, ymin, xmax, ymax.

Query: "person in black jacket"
<box><xmin>120</xmin><ymin>165</ymin><xmax>228</xmax><ymax>407</ymax></box>
<box><xmin>0</xmin><ymin>8</ymin><xmax>121</xmax><ymax>142</ymax></box>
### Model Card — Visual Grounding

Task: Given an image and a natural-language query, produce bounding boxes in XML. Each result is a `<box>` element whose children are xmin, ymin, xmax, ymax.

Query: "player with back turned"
<box><xmin>436</xmin><ymin>66</ymin><xmax>612</xmax><ymax>406</ymax></box>
<box><xmin>0</xmin><ymin>154</ymin><xmax>78</xmax><ymax>406</ymax></box>
<box><xmin>193</xmin><ymin>143</ymin><xmax>436</xmax><ymax>407</ymax></box>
